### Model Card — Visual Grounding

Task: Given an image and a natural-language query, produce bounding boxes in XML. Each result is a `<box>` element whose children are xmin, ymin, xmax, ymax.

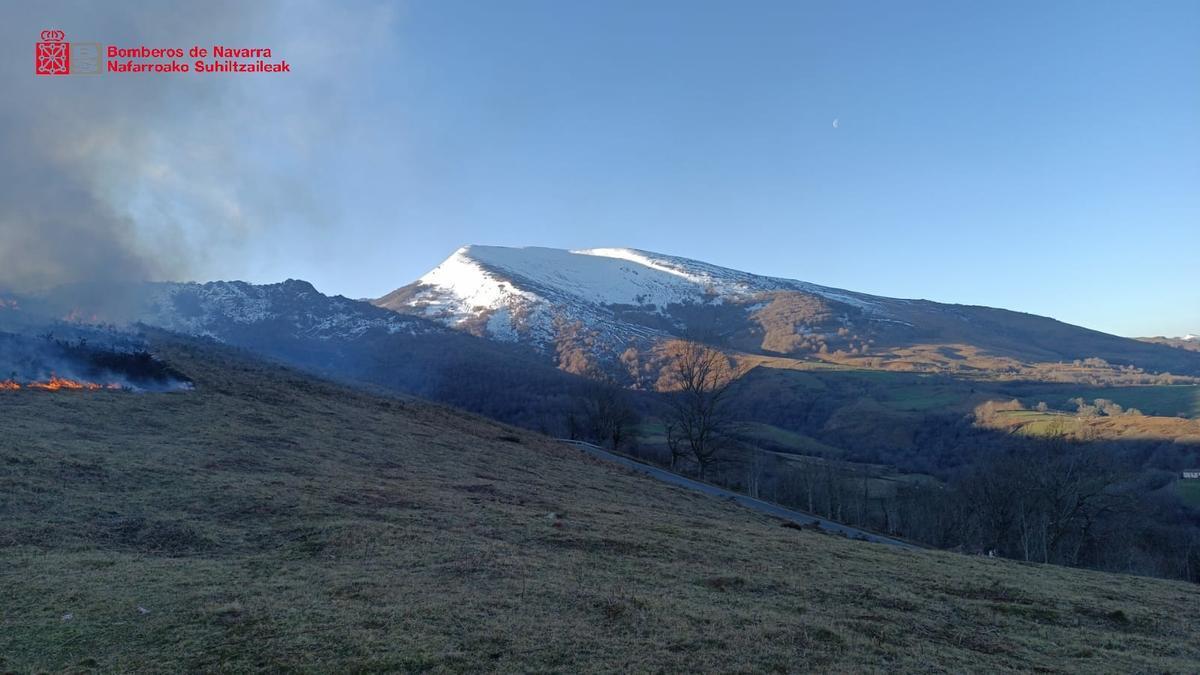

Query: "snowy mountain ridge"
<box><xmin>6</xmin><ymin>245</ymin><xmax>1198</xmax><ymax>380</ymax></box>
<box><xmin>381</xmin><ymin>245</ymin><xmax>888</xmax><ymax>350</ymax></box>
<box><xmin>138</xmin><ymin>279</ymin><xmax>441</xmax><ymax>342</ymax></box>
<box><xmin>4</xmin><ymin>279</ymin><xmax>446</xmax><ymax>345</ymax></box>
<box><xmin>418</xmin><ymin>245</ymin><xmax>881</xmax><ymax>311</ymax></box>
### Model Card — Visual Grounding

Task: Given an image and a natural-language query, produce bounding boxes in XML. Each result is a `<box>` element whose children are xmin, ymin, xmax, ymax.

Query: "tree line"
<box><xmin>564</xmin><ymin>339</ymin><xmax>1200</xmax><ymax>583</ymax></box>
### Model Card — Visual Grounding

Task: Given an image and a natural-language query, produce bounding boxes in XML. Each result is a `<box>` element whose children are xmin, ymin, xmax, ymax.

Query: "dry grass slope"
<box><xmin>2</xmin><ymin>336</ymin><xmax>1199</xmax><ymax>672</ymax></box>
<box><xmin>984</xmin><ymin>409</ymin><xmax>1200</xmax><ymax>443</ymax></box>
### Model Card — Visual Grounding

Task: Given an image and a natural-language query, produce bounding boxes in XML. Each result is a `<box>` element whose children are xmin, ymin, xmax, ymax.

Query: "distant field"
<box><xmin>1070</xmin><ymin>385</ymin><xmax>1200</xmax><ymax>418</ymax></box>
<box><xmin>739</xmin><ymin>354</ymin><xmax>853</xmax><ymax>374</ymax></box>
<box><xmin>639</xmin><ymin>419</ymin><xmax>846</xmax><ymax>459</ymax></box>
<box><xmin>633</xmin><ymin>419</ymin><xmax>672</xmax><ymax>448</ymax></box>
<box><xmin>987</xmin><ymin>409</ymin><xmax>1200</xmax><ymax>442</ymax></box>
<box><xmin>737</xmin><ymin>421</ymin><xmax>846</xmax><ymax>456</ymax></box>
<box><xmin>741</xmin><ymin>355</ymin><xmax>1200</xmax><ymax>426</ymax></box>
<box><xmin>988</xmin><ymin>410</ymin><xmax>1083</xmax><ymax>437</ymax></box>
<box><xmin>877</xmin><ymin>383</ymin><xmax>974</xmax><ymax>412</ymax></box>
<box><xmin>1176</xmin><ymin>480</ymin><xmax>1200</xmax><ymax>509</ymax></box>
<box><xmin>1001</xmin><ymin>384</ymin><xmax>1200</xmax><ymax>419</ymax></box>
<box><xmin>741</xmin><ymin>361</ymin><xmax>986</xmax><ymax>412</ymax></box>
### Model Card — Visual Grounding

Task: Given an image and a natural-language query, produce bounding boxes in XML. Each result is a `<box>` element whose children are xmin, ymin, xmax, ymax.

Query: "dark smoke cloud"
<box><xmin>0</xmin><ymin>1</ymin><xmax>395</xmax><ymax>292</ymax></box>
<box><xmin>0</xmin><ymin>129</ymin><xmax>155</xmax><ymax>289</ymax></box>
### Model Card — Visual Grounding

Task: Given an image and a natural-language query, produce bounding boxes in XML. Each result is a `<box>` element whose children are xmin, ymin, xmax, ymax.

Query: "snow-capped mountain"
<box><xmin>377</xmin><ymin>245</ymin><xmax>1200</xmax><ymax>376</ymax></box>
<box><xmin>404</xmin><ymin>245</ymin><xmax>880</xmax><ymax>316</ymax></box>
<box><xmin>377</xmin><ymin>245</ymin><xmax>892</xmax><ymax>350</ymax></box>
<box><xmin>5</xmin><ymin>278</ymin><xmax>445</xmax><ymax>344</ymax></box>
<box><xmin>137</xmin><ymin>279</ymin><xmax>439</xmax><ymax>342</ymax></box>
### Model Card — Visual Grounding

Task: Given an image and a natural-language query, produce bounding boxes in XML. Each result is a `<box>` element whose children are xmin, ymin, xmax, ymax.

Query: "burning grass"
<box><xmin>0</xmin><ymin>327</ymin><xmax>191</xmax><ymax>393</ymax></box>
<box><xmin>1</xmin><ymin>375</ymin><xmax>125</xmax><ymax>391</ymax></box>
<box><xmin>1</xmin><ymin>334</ymin><xmax>1198</xmax><ymax>672</ymax></box>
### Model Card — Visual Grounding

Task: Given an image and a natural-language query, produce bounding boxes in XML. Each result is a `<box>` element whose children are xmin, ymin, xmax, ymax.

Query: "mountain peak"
<box><xmin>414</xmin><ymin>244</ymin><xmax>875</xmax><ymax>314</ymax></box>
<box><xmin>379</xmin><ymin>244</ymin><xmax>886</xmax><ymax>353</ymax></box>
<box><xmin>373</xmin><ymin>244</ymin><xmax>1200</xmax><ymax>377</ymax></box>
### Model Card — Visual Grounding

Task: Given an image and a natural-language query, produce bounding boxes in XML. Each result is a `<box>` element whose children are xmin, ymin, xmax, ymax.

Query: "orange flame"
<box><xmin>0</xmin><ymin>376</ymin><xmax>122</xmax><ymax>392</ymax></box>
<box><xmin>28</xmin><ymin>376</ymin><xmax>90</xmax><ymax>391</ymax></box>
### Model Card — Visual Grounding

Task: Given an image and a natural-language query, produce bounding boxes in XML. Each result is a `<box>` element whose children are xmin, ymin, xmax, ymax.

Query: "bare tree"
<box><xmin>660</xmin><ymin>340</ymin><xmax>744</xmax><ymax>480</ymax></box>
<box><xmin>792</xmin><ymin>458</ymin><xmax>820</xmax><ymax>514</ymax></box>
<box><xmin>664</xmin><ymin>420</ymin><xmax>688</xmax><ymax>472</ymax></box>
<box><xmin>959</xmin><ymin>434</ymin><xmax>1132</xmax><ymax>565</ymax></box>
<box><xmin>573</xmin><ymin>378</ymin><xmax>640</xmax><ymax>451</ymax></box>
<box><xmin>744</xmin><ymin>448</ymin><xmax>772</xmax><ymax>499</ymax></box>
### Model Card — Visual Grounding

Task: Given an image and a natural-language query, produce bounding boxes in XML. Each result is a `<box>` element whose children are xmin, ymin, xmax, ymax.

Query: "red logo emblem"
<box><xmin>36</xmin><ymin>30</ymin><xmax>70</xmax><ymax>75</ymax></box>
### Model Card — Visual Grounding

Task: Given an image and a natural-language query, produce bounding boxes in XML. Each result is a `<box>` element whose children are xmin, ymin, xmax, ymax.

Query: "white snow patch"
<box><xmin>416</xmin><ymin>246</ymin><xmax>534</xmax><ymax>316</ymax></box>
<box><xmin>485</xmin><ymin>307</ymin><xmax>519</xmax><ymax>341</ymax></box>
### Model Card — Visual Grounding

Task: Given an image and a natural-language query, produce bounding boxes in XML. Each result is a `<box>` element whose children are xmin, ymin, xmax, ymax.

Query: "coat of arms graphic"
<box><xmin>35</xmin><ymin>30</ymin><xmax>69</xmax><ymax>75</ymax></box>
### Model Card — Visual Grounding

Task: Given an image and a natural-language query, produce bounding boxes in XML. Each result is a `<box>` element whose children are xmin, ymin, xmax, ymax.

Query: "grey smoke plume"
<box><xmin>0</xmin><ymin>1</ymin><xmax>394</xmax><ymax>292</ymax></box>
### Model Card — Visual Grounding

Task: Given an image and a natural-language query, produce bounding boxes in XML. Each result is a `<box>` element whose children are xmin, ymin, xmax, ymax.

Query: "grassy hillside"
<box><xmin>1022</xmin><ymin>384</ymin><xmax>1200</xmax><ymax>419</ymax></box>
<box><xmin>2</xmin><ymin>336</ymin><xmax>1199</xmax><ymax>672</ymax></box>
<box><xmin>983</xmin><ymin>408</ymin><xmax>1200</xmax><ymax>443</ymax></box>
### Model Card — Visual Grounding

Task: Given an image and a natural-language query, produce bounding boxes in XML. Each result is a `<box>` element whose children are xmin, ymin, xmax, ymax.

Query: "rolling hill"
<box><xmin>2</xmin><ymin>333</ymin><xmax>1199</xmax><ymax>671</ymax></box>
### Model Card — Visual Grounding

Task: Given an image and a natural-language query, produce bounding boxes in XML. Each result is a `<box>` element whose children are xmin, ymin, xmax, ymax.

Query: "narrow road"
<box><xmin>559</xmin><ymin>439</ymin><xmax>919</xmax><ymax>550</ymax></box>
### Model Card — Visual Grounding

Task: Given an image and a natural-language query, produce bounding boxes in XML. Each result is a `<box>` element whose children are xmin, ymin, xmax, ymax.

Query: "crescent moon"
<box><xmin>832</xmin><ymin>118</ymin><xmax>839</xmax><ymax>129</ymax></box>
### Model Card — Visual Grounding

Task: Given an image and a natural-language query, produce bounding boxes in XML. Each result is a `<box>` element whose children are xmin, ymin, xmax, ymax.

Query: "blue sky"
<box><xmin>9</xmin><ymin>1</ymin><xmax>1199</xmax><ymax>336</ymax></box>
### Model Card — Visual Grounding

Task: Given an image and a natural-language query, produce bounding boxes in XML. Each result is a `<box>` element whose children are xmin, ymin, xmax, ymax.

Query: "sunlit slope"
<box><xmin>2</xmin><ymin>334</ymin><xmax>1198</xmax><ymax>672</ymax></box>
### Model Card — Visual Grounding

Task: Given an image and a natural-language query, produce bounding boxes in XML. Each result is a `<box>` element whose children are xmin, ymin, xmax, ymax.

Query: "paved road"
<box><xmin>559</xmin><ymin>439</ymin><xmax>919</xmax><ymax>550</ymax></box>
